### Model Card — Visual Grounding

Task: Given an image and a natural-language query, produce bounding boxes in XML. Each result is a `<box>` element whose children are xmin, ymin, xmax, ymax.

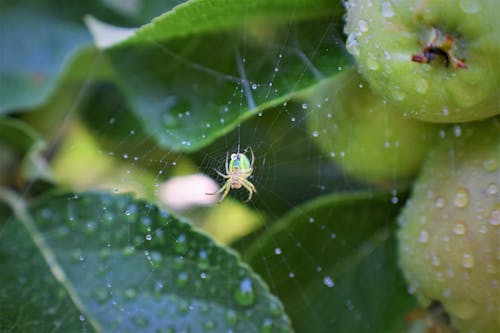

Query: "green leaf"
<box><xmin>0</xmin><ymin>118</ymin><xmax>52</xmax><ymax>184</ymax></box>
<box><xmin>0</xmin><ymin>190</ymin><xmax>292</xmax><ymax>332</ymax></box>
<box><xmin>87</xmin><ymin>0</ymin><xmax>349</xmax><ymax>152</ymax></box>
<box><xmin>91</xmin><ymin>0</ymin><xmax>342</xmax><ymax>48</ymax></box>
<box><xmin>0</xmin><ymin>0</ymin><xmax>152</xmax><ymax>114</ymax></box>
<box><xmin>244</xmin><ymin>191</ymin><xmax>417</xmax><ymax>333</ymax></box>
<box><xmin>0</xmin><ymin>197</ymin><xmax>87</xmax><ymax>332</ymax></box>
<box><xmin>0</xmin><ymin>7</ymin><xmax>91</xmax><ymax>113</ymax></box>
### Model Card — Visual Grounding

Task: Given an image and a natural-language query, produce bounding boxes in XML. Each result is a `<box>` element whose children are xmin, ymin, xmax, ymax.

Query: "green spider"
<box><xmin>206</xmin><ymin>147</ymin><xmax>256</xmax><ymax>202</ymax></box>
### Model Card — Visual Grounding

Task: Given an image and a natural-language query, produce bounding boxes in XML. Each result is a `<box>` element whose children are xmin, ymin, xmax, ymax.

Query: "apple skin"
<box><xmin>397</xmin><ymin>118</ymin><xmax>500</xmax><ymax>332</ymax></box>
<box><xmin>307</xmin><ymin>69</ymin><xmax>437</xmax><ymax>184</ymax></box>
<box><xmin>344</xmin><ymin>0</ymin><xmax>500</xmax><ymax>123</ymax></box>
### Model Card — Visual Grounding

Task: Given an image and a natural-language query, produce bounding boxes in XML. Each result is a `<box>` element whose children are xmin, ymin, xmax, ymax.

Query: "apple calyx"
<box><xmin>411</xmin><ymin>27</ymin><xmax>467</xmax><ymax>69</ymax></box>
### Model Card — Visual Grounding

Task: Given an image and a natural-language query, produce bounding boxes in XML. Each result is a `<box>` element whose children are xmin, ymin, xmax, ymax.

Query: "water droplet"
<box><xmin>79</xmin><ymin>314</ymin><xmax>85</xmax><ymax>321</ymax></box>
<box><xmin>251</xmin><ymin>83</ymin><xmax>257</xmax><ymax>90</ymax></box>
<box><xmin>366</xmin><ymin>57</ymin><xmax>379</xmax><ymax>70</ymax></box>
<box><xmin>234</xmin><ymin>277</ymin><xmax>255</xmax><ymax>306</ymax></box>
<box><xmin>381</xmin><ymin>2</ymin><xmax>394</xmax><ymax>17</ymax></box>
<box><xmin>435</xmin><ymin>197</ymin><xmax>446</xmax><ymax>209</ymax></box>
<box><xmin>177</xmin><ymin>300</ymin><xmax>190</xmax><ymax>314</ymax></box>
<box><xmin>198</xmin><ymin>250</ymin><xmax>210</xmax><ymax>270</ymax></box>
<box><xmin>260</xmin><ymin>319</ymin><xmax>273</xmax><ymax>333</ymax></box>
<box><xmin>453</xmin><ymin>125</ymin><xmax>462</xmax><ymax>137</ymax></box>
<box><xmin>486</xmin><ymin>264</ymin><xmax>497</xmax><ymax>274</ymax></box>
<box><xmin>346</xmin><ymin>34</ymin><xmax>359</xmax><ymax>56</ymax></box>
<box><xmin>453</xmin><ymin>223</ymin><xmax>467</xmax><ymax>235</ymax></box>
<box><xmin>94</xmin><ymin>288</ymin><xmax>110</xmax><ymax>303</ymax></box>
<box><xmin>124</xmin><ymin>204</ymin><xmax>137</xmax><ymax>216</ymax></box>
<box><xmin>312</xmin><ymin>131</ymin><xmax>319</xmax><ymax>137</ymax></box>
<box><xmin>418</xmin><ymin>229</ymin><xmax>429</xmax><ymax>243</ymax></box>
<box><xmin>269</xmin><ymin>301</ymin><xmax>281</xmax><ymax>317</ymax></box>
<box><xmin>274</xmin><ymin>248</ymin><xmax>282</xmax><ymax>255</ymax></box>
<box><xmin>123</xmin><ymin>288</ymin><xmax>137</xmax><ymax>300</ymax></box>
<box><xmin>203</xmin><ymin>320</ymin><xmax>216</xmax><ymax>331</ymax></box>
<box><xmin>145</xmin><ymin>234</ymin><xmax>152</xmax><ymax>241</ymax></box>
<box><xmin>462</xmin><ymin>253</ymin><xmax>475</xmax><ymax>268</ymax></box>
<box><xmin>71</xmin><ymin>249</ymin><xmax>83</xmax><ymax>262</ymax></box>
<box><xmin>358</xmin><ymin>20</ymin><xmax>368</xmax><ymax>33</ymax></box>
<box><xmin>488</xmin><ymin>206</ymin><xmax>499</xmax><ymax>226</ymax></box>
<box><xmin>85</xmin><ymin>221</ymin><xmax>96</xmax><ymax>234</ymax></box>
<box><xmin>453</xmin><ymin>187</ymin><xmax>470</xmax><ymax>208</ymax></box>
<box><xmin>132</xmin><ymin>315</ymin><xmax>149</xmax><ymax>327</ymax></box>
<box><xmin>486</xmin><ymin>182</ymin><xmax>498</xmax><ymax>195</ymax></box>
<box><xmin>483</xmin><ymin>159</ymin><xmax>498</xmax><ymax>171</ymax></box>
<box><xmin>175</xmin><ymin>234</ymin><xmax>188</xmax><ymax>254</ymax></box>
<box><xmin>459</xmin><ymin>0</ymin><xmax>481</xmax><ymax>14</ymax></box>
<box><xmin>225</xmin><ymin>309</ymin><xmax>238</xmax><ymax>326</ymax></box>
<box><xmin>431</xmin><ymin>255</ymin><xmax>440</xmax><ymax>267</ymax></box>
<box><xmin>122</xmin><ymin>245</ymin><xmax>135</xmax><ymax>256</ymax></box>
<box><xmin>149</xmin><ymin>251</ymin><xmax>163</xmax><ymax>266</ymax></box>
<box><xmin>176</xmin><ymin>272</ymin><xmax>189</xmax><ymax>287</ymax></box>
<box><xmin>415</xmin><ymin>78</ymin><xmax>428</xmax><ymax>94</ymax></box>
<box><xmin>323</xmin><ymin>276</ymin><xmax>335</xmax><ymax>288</ymax></box>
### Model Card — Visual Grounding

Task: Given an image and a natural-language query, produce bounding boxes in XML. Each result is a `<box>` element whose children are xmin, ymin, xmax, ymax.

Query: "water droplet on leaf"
<box><xmin>234</xmin><ymin>277</ymin><xmax>255</xmax><ymax>306</ymax></box>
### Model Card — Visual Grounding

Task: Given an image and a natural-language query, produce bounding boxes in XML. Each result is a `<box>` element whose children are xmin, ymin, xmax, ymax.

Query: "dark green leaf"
<box><xmin>83</xmin><ymin>0</ymin><xmax>348</xmax><ymax>152</ymax></box>
<box><xmin>103</xmin><ymin>17</ymin><xmax>348</xmax><ymax>152</ymax></box>
<box><xmin>95</xmin><ymin>0</ymin><xmax>342</xmax><ymax>48</ymax></box>
<box><xmin>0</xmin><ymin>191</ymin><xmax>292</xmax><ymax>332</ymax></box>
<box><xmin>0</xmin><ymin>198</ymin><xmax>88</xmax><ymax>332</ymax></box>
<box><xmin>0</xmin><ymin>118</ymin><xmax>52</xmax><ymax>184</ymax></box>
<box><xmin>0</xmin><ymin>7</ymin><xmax>91</xmax><ymax>113</ymax></box>
<box><xmin>244</xmin><ymin>191</ymin><xmax>417</xmax><ymax>333</ymax></box>
<box><xmin>0</xmin><ymin>0</ymin><xmax>149</xmax><ymax>114</ymax></box>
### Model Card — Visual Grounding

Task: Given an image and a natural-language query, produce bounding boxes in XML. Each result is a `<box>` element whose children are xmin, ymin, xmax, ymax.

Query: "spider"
<box><xmin>206</xmin><ymin>147</ymin><xmax>256</xmax><ymax>202</ymax></box>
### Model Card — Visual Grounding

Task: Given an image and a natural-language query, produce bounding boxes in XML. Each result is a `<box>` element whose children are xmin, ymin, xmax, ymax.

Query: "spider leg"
<box><xmin>218</xmin><ymin>182</ymin><xmax>232</xmax><ymax>202</ymax></box>
<box><xmin>206</xmin><ymin>180</ymin><xmax>231</xmax><ymax>202</ymax></box>
<box><xmin>241</xmin><ymin>178</ymin><xmax>256</xmax><ymax>192</ymax></box>
<box><xmin>205</xmin><ymin>183</ymin><xmax>224</xmax><ymax>195</ymax></box>
<box><xmin>214</xmin><ymin>169</ymin><xmax>230</xmax><ymax>179</ymax></box>
<box><xmin>240</xmin><ymin>179</ymin><xmax>257</xmax><ymax>202</ymax></box>
<box><xmin>225</xmin><ymin>151</ymin><xmax>229</xmax><ymax>174</ymax></box>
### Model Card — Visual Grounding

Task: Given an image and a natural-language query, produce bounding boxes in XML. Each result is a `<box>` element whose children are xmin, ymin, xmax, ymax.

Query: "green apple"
<box><xmin>307</xmin><ymin>69</ymin><xmax>437</xmax><ymax>184</ymax></box>
<box><xmin>397</xmin><ymin>118</ymin><xmax>500</xmax><ymax>332</ymax></box>
<box><xmin>344</xmin><ymin>0</ymin><xmax>500</xmax><ymax>123</ymax></box>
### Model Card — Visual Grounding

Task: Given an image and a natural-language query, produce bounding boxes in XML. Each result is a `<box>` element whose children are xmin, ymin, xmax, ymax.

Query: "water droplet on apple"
<box><xmin>459</xmin><ymin>0</ymin><xmax>482</xmax><ymax>14</ymax></box>
<box><xmin>453</xmin><ymin>223</ymin><xmax>467</xmax><ymax>235</ymax></box>
<box><xmin>462</xmin><ymin>253</ymin><xmax>475</xmax><ymax>268</ymax></box>
<box><xmin>453</xmin><ymin>187</ymin><xmax>470</xmax><ymax>208</ymax></box>
<box><xmin>381</xmin><ymin>2</ymin><xmax>394</xmax><ymax>17</ymax></box>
